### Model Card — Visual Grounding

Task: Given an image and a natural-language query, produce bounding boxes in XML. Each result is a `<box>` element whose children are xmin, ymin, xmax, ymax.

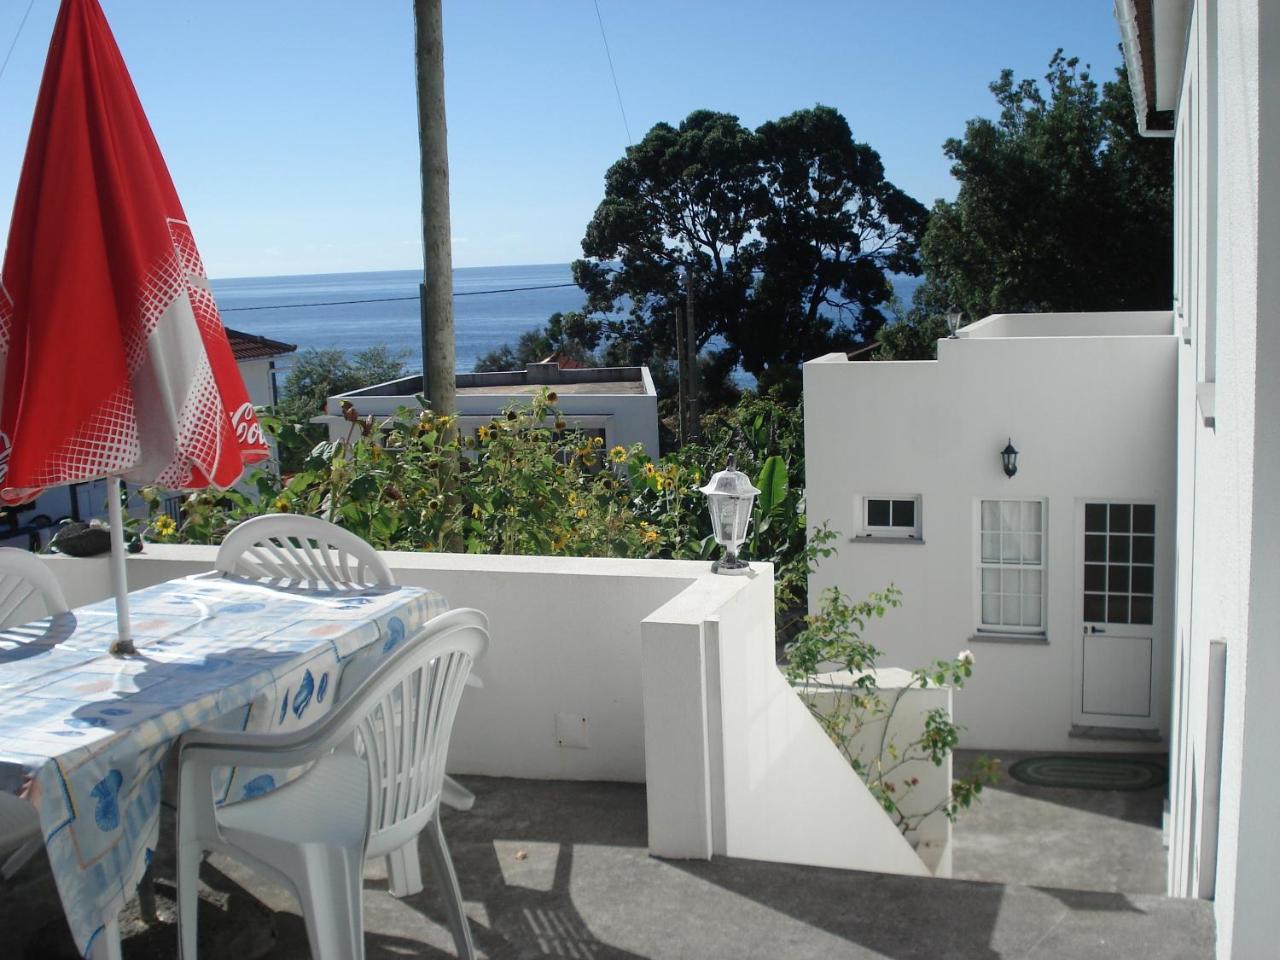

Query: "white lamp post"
<box><xmin>698</xmin><ymin>454</ymin><xmax>760</xmax><ymax>575</ymax></box>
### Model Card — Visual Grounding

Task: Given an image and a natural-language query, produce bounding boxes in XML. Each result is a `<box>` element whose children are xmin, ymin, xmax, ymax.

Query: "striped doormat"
<box><xmin>1008</xmin><ymin>756</ymin><xmax>1167</xmax><ymax>791</ymax></box>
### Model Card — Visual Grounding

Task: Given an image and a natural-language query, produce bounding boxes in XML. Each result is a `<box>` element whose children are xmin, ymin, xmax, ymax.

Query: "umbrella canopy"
<box><xmin>0</xmin><ymin>0</ymin><xmax>267</xmax><ymax>507</ymax></box>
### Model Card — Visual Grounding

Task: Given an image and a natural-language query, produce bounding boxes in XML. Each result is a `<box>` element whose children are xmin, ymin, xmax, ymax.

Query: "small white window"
<box><xmin>859</xmin><ymin>496</ymin><xmax>921</xmax><ymax>539</ymax></box>
<box><xmin>978</xmin><ymin>499</ymin><xmax>1046</xmax><ymax>634</ymax></box>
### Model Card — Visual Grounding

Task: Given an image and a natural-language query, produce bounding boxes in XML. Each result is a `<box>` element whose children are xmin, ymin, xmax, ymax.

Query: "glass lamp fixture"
<box><xmin>1001</xmin><ymin>439</ymin><xmax>1019</xmax><ymax>478</ymax></box>
<box><xmin>945</xmin><ymin>306</ymin><xmax>963</xmax><ymax>338</ymax></box>
<box><xmin>698</xmin><ymin>454</ymin><xmax>760</xmax><ymax>575</ymax></box>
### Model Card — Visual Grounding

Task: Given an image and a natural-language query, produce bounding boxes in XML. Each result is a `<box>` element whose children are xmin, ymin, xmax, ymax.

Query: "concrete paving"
<box><xmin>952</xmin><ymin>750</ymin><xmax>1169</xmax><ymax>894</ymax></box>
<box><xmin>3</xmin><ymin>774</ymin><xmax>1212</xmax><ymax>959</ymax></box>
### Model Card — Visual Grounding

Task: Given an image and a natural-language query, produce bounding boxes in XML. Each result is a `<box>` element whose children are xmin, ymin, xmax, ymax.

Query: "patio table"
<box><xmin>0</xmin><ymin>573</ymin><xmax>448</xmax><ymax>958</ymax></box>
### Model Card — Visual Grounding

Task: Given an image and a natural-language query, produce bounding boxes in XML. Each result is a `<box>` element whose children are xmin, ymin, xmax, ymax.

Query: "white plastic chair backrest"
<box><xmin>0</xmin><ymin>548</ymin><xmax>69</xmax><ymax>628</ymax></box>
<box><xmin>350</xmin><ymin>609</ymin><xmax>487</xmax><ymax>857</ymax></box>
<box><xmin>274</xmin><ymin>608</ymin><xmax>488</xmax><ymax>856</ymax></box>
<box><xmin>215</xmin><ymin>514</ymin><xmax>393</xmax><ymax>589</ymax></box>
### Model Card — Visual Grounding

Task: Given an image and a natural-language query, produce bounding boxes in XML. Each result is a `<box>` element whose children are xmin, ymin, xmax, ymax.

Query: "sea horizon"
<box><xmin>210</xmin><ymin>264</ymin><xmax>923</xmax><ymax>379</ymax></box>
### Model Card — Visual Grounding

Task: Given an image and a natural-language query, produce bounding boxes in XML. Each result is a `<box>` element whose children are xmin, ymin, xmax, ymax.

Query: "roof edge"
<box><xmin>1115</xmin><ymin>0</ymin><xmax>1175</xmax><ymax>137</ymax></box>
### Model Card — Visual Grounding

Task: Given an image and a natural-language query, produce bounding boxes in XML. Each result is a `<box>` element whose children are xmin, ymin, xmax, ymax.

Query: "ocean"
<box><xmin>210</xmin><ymin>263</ymin><xmax>924</xmax><ymax>375</ymax></box>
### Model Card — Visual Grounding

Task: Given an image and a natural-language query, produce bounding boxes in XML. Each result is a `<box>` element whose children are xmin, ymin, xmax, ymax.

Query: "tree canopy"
<box><xmin>881</xmin><ymin>51</ymin><xmax>1173</xmax><ymax>358</ymax></box>
<box><xmin>473</xmin><ymin>311</ymin><xmax>604</xmax><ymax>373</ymax></box>
<box><xmin>574</xmin><ymin>106</ymin><xmax>927</xmax><ymax>392</ymax></box>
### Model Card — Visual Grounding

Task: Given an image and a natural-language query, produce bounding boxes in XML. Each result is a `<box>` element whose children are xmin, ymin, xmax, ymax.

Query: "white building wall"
<box><xmin>1167</xmin><ymin>1</ymin><xmax>1280</xmax><ymax>956</ymax></box>
<box><xmin>804</xmin><ymin>328</ymin><xmax>1177</xmax><ymax>753</ymax></box>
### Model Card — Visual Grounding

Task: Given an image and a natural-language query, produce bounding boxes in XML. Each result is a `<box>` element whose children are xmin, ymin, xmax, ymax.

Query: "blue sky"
<box><xmin>0</xmin><ymin>1</ymin><xmax>1124</xmax><ymax>279</ymax></box>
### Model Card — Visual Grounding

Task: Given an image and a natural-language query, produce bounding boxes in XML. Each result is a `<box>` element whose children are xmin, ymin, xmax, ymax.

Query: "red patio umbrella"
<box><xmin>0</xmin><ymin>0</ymin><xmax>269</xmax><ymax>653</ymax></box>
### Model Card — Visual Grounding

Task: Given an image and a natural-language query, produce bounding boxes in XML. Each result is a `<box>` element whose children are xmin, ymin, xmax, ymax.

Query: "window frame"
<box><xmin>857</xmin><ymin>494</ymin><xmax>922</xmax><ymax>540</ymax></box>
<box><xmin>975</xmin><ymin>497</ymin><xmax>1048</xmax><ymax>637</ymax></box>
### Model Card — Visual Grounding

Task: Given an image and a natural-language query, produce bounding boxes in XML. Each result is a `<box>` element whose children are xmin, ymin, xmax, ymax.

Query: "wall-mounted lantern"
<box><xmin>945</xmin><ymin>306</ymin><xmax>963</xmax><ymax>338</ymax></box>
<box><xmin>698</xmin><ymin>454</ymin><xmax>760</xmax><ymax>575</ymax></box>
<box><xmin>1001</xmin><ymin>439</ymin><xmax>1019</xmax><ymax>478</ymax></box>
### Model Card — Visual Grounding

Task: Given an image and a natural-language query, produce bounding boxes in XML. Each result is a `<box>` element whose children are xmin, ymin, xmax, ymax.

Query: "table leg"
<box><xmin>138</xmin><ymin>864</ymin><xmax>159</xmax><ymax>924</ymax></box>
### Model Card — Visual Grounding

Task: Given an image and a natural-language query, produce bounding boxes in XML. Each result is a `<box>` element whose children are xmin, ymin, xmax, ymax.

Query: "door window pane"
<box><xmin>1084</xmin><ymin>594</ymin><xmax>1106</xmax><ymax>621</ymax></box>
<box><xmin>1108</xmin><ymin>566</ymin><xmax>1130</xmax><ymax>592</ymax></box>
<box><xmin>1082</xmin><ymin>503</ymin><xmax>1156</xmax><ymax>627</ymax></box>
<box><xmin>1133</xmin><ymin>504</ymin><xmax>1155</xmax><ymax>533</ymax></box>
<box><xmin>1109</xmin><ymin>503</ymin><xmax>1131</xmax><ymax>533</ymax></box>
<box><xmin>1085</xmin><ymin>535</ymin><xmax>1106</xmax><ymax>562</ymax></box>
<box><xmin>1085</xmin><ymin>503</ymin><xmax>1107</xmax><ymax>532</ymax></box>
<box><xmin>1133</xmin><ymin>535</ymin><xmax>1154</xmax><ymax>564</ymax></box>
<box><xmin>1109</xmin><ymin>536</ymin><xmax>1130</xmax><ymax>563</ymax></box>
<box><xmin>1132</xmin><ymin>565</ymin><xmax>1154</xmax><ymax>594</ymax></box>
<box><xmin>1085</xmin><ymin>564</ymin><xmax>1106</xmax><ymax>591</ymax></box>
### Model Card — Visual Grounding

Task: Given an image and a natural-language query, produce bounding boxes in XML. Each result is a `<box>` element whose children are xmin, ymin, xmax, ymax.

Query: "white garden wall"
<box><xmin>44</xmin><ymin>546</ymin><xmax>932</xmax><ymax>880</ymax></box>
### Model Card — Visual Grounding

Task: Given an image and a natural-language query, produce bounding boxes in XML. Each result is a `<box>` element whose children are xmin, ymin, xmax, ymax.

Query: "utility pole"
<box><xmin>673</xmin><ymin>299</ymin><xmax>687</xmax><ymax>446</ymax></box>
<box><xmin>685</xmin><ymin>267</ymin><xmax>700</xmax><ymax>442</ymax></box>
<box><xmin>414</xmin><ymin>0</ymin><xmax>456</xmax><ymax>420</ymax></box>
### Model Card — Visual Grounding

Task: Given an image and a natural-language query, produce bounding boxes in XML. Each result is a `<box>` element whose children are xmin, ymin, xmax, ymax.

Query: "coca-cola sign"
<box><xmin>230</xmin><ymin>402</ymin><xmax>264</xmax><ymax>448</ymax></box>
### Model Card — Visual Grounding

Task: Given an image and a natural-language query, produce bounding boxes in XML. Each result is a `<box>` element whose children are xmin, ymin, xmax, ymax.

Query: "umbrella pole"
<box><xmin>107</xmin><ymin>477</ymin><xmax>136</xmax><ymax>655</ymax></box>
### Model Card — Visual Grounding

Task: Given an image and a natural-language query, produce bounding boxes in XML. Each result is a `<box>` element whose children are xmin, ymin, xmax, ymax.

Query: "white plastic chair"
<box><xmin>0</xmin><ymin>547</ymin><xmax>70</xmax><ymax>881</ymax></box>
<box><xmin>214</xmin><ymin>513</ymin><xmax>480</xmax><ymax>831</ymax></box>
<box><xmin>177</xmin><ymin>607</ymin><xmax>488</xmax><ymax>960</ymax></box>
<box><xmin>214</xmin><ymin>514</ymin><xmax>394</xmax><ymax>589</ymax></box>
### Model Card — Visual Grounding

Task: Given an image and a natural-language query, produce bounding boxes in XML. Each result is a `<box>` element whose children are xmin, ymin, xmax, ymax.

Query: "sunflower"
<box><xmin>153</xmin><ymin>515</ymin><xmax>177</xmax><ymax>539</ymax></box>
<box><xmin>273</xmin><ymin>497</ymin><xmax>290</xmax><ymax>513</ymax></box>
<box><xmin>642</xmin><ymin>528</ymin><xmax>660</xmax><ymax>544</ymax></box>
<box><xmin>643</xmin><ymin>463</ymin><xmax>657</xmax><ymax>477</ymax></box>
<box><xmin>609</xmin><ymin>445</ymin><xmax>627</xmax><ymax>463</ymax></box>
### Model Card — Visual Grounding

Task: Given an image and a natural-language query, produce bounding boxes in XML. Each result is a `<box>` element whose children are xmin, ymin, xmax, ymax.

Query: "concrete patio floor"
<box><xmin>4</xmin><ymin>770</ymin><xmax>1213</xmax><ymax>959</ymax></box>
<box><xmin>952</xmin><ymin>749</ymin><xmax>1169</xmax><ymax>894</ymax></box>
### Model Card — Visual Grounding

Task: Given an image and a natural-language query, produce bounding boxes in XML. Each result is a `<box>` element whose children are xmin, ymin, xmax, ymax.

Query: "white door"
<box><xmin>1075</xmin><ymin>502</ymin><xmax>1157</xmax><ymax>728</ymax></box>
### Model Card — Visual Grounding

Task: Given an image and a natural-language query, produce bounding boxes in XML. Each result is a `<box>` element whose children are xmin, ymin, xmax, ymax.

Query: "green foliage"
<box><xmin>889</xmin><ymin>50</ymin><xmax>1172</xmax><ymax>356</ymax></box>
<box><xmin>163</xmin><ymin>391</ymin><xmax>825</xmax><ymax>633</ymax></box>
<box><xmin>273</xmin><ymin>346</ymin><xmax>410</xmax><ymax>471</ymax></box>
<box><xmin>474</xmin><ymin>311</ymin><xmax>605</xmax><ymax>373</ymax></box>
<box><xmin>575</xmin><ymin>106</ymin><xmax>927</xmax><ymax>393</ymax></box>
<box><xmin>786</xmin><ymin>587</ymin><xmax>1000</xmax><ymax>835</ymax></box>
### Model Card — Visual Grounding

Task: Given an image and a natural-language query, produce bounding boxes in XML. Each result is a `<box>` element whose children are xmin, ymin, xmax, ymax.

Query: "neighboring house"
<box><xmin>318</xmin><ymin>361</ymin><xmax>660</xmax><ymax>456</ymax></box>
<box><xmin>804</xmin><ymin>311</ymin><xmax>1178</xmax><ymax>754</ymax></box>
<box><xmin>0</xmin><ymin>327</ymin><xmax>295</xmax><ymax>548</ymax></box>
<box><xmin>223</xmin><ymin>326</ymin><xmax>296</xmax><ymax>408</ymax></box>
<box><xmin>808</xmin><ymin>2</ymin><xmax>1280</xmax><ymax>957</ymax></box>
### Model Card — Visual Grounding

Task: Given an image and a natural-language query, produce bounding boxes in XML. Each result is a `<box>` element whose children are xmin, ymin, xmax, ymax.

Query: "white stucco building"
<box><xmin>805</xmin><ymin>312</ymin><xmax>1178</xmax><ymax>753</ymax></box>
<box><xmin>807</xmin><ymin>2</ymin><xmax>1280</xmax><ymax>956</ymax></box>
<box><xmin>319</xmin><ymin>361</ymin><xmax>660</xmax><ymax>457</ymax></box>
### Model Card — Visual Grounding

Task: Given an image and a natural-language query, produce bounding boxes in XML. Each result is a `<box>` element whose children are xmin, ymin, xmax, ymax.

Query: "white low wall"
<box><xmin>43</xmin><ymin>546</ymin><xmax>934</xmax><ymax>881</ymax></box>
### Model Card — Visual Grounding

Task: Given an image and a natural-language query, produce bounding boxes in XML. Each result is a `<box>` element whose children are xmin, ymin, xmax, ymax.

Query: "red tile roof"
<box><xmin>224</xmin><ymin>327</ymin><xmax>297</xmax><ymax>362</ymax></box>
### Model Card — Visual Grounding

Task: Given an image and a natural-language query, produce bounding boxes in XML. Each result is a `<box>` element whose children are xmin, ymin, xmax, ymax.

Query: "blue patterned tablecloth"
<box><xmin>0</xmin><ymin>573</ymin><xmax>448</xmax><ymax>958</ymax></box>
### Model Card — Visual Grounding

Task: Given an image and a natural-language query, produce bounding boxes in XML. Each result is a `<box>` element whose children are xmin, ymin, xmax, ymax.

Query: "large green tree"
<box><xmin>574</xmin><ymin>107</ymin><xmax>927</xmax><ymax>392</ymax></box>
<box><xmin>882</xmin><ymin>50</ymin><xmax>1172</xmax><ymax>358</ymax></box>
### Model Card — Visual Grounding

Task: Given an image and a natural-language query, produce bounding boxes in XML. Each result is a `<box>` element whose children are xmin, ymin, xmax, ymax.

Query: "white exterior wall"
<box><xmin>40</xmin><ymin>547</ymin><xmax>934</xmax><ymax>880</ymax></box>
<box><xmin>804</xmin><ymin>328</ymin><xmax>1177</xmax><ymax>753</ymax></box>
<box><xmin>1164</xmin><ymin>2</ymin><xmax>1280</xmax><ymax>957</ymax></box>
<box><xmin>237</xmin><ymin>357</ymin><xmax>278</xmax><ymax>408</ymax></box>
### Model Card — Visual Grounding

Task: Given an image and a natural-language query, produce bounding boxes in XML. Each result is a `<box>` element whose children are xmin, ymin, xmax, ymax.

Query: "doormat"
<box><xmin>1008</xmin><ymin>756</ymin><xmax>1167</xmax><ymax>791</ymax></box>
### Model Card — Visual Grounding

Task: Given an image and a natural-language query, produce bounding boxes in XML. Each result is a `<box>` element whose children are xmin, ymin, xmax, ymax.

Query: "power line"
<box><xmin>592</xmin><ymin>0</ymin><xmax>632</xmax><ymax>146</ymax></box>
<box><xmin>218</xmin><ymin>281</ymin><xmax>580</xmax><ymax>313</ymax></box>
<box><xmin>0</xmin><ymin>0</ymin><xmax>38</xmax><ymax>87</ymax></box>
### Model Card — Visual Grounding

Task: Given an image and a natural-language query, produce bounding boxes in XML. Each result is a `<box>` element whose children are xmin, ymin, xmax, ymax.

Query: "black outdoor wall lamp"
<box><xmin>1001</xmin><ymin>439</ymin><xmax>1019</xmax><ymax>478</ymax></box>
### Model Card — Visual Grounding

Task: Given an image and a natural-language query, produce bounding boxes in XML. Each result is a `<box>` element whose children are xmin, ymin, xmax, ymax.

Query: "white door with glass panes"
<box><xmin>1074</xmin><ymin>501</ymin><xmax>1157</xmax><ymax>728</ymax></box>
